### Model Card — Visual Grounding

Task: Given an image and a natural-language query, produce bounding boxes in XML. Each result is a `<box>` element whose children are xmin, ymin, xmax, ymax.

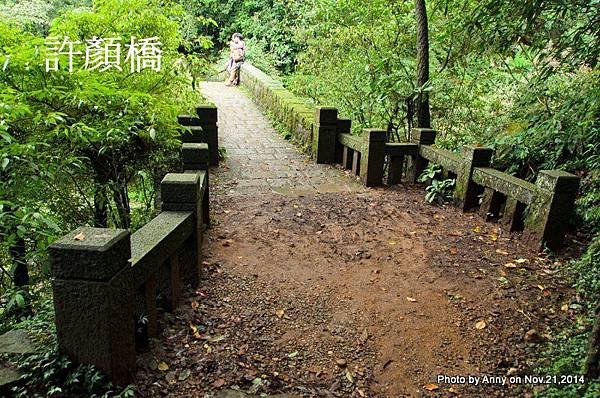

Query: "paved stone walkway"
<box><xmin>200</xmin><ymin>82</ymin><xmax>362</xmax><ymax>196</ymax></box>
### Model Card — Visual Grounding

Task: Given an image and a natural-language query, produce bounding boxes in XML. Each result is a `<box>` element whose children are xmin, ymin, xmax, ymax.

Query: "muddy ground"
<box><xmin>136</xmin><ymin>179</ymin><xmax>578</xmax><ymax>397</ymax></box>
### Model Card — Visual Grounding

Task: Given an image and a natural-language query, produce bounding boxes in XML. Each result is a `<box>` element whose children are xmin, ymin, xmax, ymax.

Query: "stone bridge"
<box><xmin>48</xmin><ymin>62</ymin><xmax>580</xmax><ymax>396</ymax></box>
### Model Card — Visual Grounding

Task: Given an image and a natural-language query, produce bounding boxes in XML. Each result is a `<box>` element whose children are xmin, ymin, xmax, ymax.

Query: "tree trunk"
<box><xmin>93</xmin><ymin>183</ymin><xmax>109</xmax><ymax>228</ymax></box>
<box><xmin>112</xmin><ymin>182</ymin><xmax>131</xmax><ymax>229</ymax></box>
<box><xmin>415</xmin><ymin>0</ymin><xmax>431</xmax><ymax>128</ymax></box>
<box><xmin>10</xmin><ymin>237</ymin><xmax>28</xmax><ymax>287</ymax></box>
<box><xmin>586</xmin><ymin>300</ymin><xmax>600</xmax><ymax>380</ymax></box>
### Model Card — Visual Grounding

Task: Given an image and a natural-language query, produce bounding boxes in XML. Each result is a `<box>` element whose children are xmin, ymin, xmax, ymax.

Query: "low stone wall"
<box><xmin>239</xmin><ymin>63</ymin><xmax>318</xmax><ymax>155</ymax></box>
<box><xmin>49</xmin><ymin>113</ymin><xmax>215</xmax><ymax>385</ymax></box>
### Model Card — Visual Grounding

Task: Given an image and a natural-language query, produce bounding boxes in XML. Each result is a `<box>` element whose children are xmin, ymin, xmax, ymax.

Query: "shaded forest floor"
<box><xmin>135</xmin><ymin>83</ymin><xmax>576</xmax><ymax>397</ymax></box>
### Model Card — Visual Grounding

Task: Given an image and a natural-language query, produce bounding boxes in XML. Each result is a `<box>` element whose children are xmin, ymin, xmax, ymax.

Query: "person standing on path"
<box><xmin>225</xmin><ymin>33</ymin><xmax>245</xmax><ymax>86</ymax></box>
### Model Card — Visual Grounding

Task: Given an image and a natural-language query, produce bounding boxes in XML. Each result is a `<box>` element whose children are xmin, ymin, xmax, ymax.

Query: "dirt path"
<box><xmin>135</xmin><ymin>83</ymin><xmax>573</xmax><ymax>397</ymax></box>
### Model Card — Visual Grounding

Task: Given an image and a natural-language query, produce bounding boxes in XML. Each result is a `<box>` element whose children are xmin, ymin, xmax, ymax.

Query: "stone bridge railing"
<box><xmin>49</xmin><ymin>105</ymin><xmax>217</xmax><ymax>384</ymax></box>
<box><xmin>239</xmin><ymin>62</ymin><xmax>580</xmax><ymax>250</ymax></box>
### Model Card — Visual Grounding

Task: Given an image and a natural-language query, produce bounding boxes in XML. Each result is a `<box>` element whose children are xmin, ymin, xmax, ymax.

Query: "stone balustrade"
<box><xmin>238</xmin><ymin>62</ymin><xmax>580</xmax><ymax>250</ymax></box>
<box><xmin>49</xmin><ymin>114</ymin><xmax>214</xmax><ymax>384</ymax></box>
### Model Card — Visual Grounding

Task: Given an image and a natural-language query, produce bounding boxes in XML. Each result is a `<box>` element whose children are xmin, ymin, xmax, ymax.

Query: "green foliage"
<box><xmin>537</xmin><ymin>238</ymin><xmax>600</xmax><ymax>397</ymax></box>
<box><xmin>418</xmin><ymin>164</ymin><xmax>455</xmax><ymax>204</ymax></box>
<box><xmin>0</xmin><ymin>0</ymin><xmax>92</xmax><ymax>35</ymax></box>
<box><xmin>13</xmin><ymin>349</ymin><xmax>135</xmax><ymax>397</ymax></box>
<box><xmin>0</xmin><ymin>0</ymin><xmax>208</xmax><ymax>292</ymax></box>
<box><xmin>417</xmin><ymin>163</ymin><xmax>442</xmax><ymax>184</ymax></box>
<box><xmin>192</xmin><ymin>0</ymin><xmax>307</xmax><ymax>73</ymax></box>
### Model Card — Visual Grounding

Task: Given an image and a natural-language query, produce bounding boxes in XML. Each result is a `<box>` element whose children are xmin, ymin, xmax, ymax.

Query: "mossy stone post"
<box><xmin>525</xmin><ymin>170</ymin><xmax>580</xmax><ymax>250</ymax></box>
<box><xmin>49</xmin><ymin>228</ymin><xmax>135</xmax><ymax>385</ymax></box>
<box><xmin>335</xmin><ymin>118</ymin><xmax>352</xmax><ymax>164</ymax></box>
<box><xmin>360</xmin><ymin>129</ymin><xmax>386</xmax><ymax>187</ymax></box>
<box><xmin>182</xmin><ymin>143</ymin><xmax>210</xmax><ymax>172</ymax></box>
<box><xmin>352</xmin><ymin>151</ymin><xmax>361</xmax><ymax>176</ymax></box>
<box><xmin>454</xmin><ymin>145</ymin><xmax>494</xmax><ymax>211</ymax></box>
<box><xmin>196</xmin><ymin>105</ymin><xmax>219</xmax><ymax>166</ymax></box>
<box><xmin>408</xmin><ymin>128</ymin><xmax>437</xmax><ymax>182</ymax></box>
<box><xmin>181</xmin><ymin>143</ymin><xmax>210</xmax><ymax>229</ymax></box>
<box><xmin>478</xmin><ymin>188</ymin><xmax>505</xmax><ymax>221</ymax></box>
<box><xmin>501</xmin><ymin>197</ymin><xmax>526</xmax><ymax>232</ymax></box>
<box><xmin>314</xmin><ymin>107</ymin><xmax>338</xmax><ymax>164</ymax></box>
<box><xmin>161</xmin><ymin>172</ymin><xmax>205</xmax><ymax>298</ymax></box>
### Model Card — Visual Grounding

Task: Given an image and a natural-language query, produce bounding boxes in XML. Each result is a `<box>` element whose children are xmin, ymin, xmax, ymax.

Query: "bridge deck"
<box><xmin>200</xmin><ymin>81</ymin><xmax>361</xmax><ymax>196</ymax></box>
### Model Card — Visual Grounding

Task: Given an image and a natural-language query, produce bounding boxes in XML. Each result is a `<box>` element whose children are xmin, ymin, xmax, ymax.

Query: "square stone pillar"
<box><xmin>49</xmin><ymin>228</ymin><xmax>135</xmax><ymax>385</ymax></box>
<box><xmin>314</xmin><ymin>107</ymin><xmax>338</xmax><ymax>164</ymax></box>
<box><xmin>161</xmin><ymin>172</ymin><xmax>207</xmax><ymax>288</ymax></box>
<box><xmin>360</xmin><ymin>129</ymin><xmax>386</xmax><ymax>187</ymax></box>
<box><xmin>454</xmin><ymin>145</ymin><xmax>494</xmax><ymax>211</ymax></box>
<box><xmin>182</xmin><ymin>143</ymin><xmax>210</xmax><ymax>171</ymax></box>
<box><xmin>407</xmin><ymin>128</ymin><xmax>437</xmax><ymax>182</ymax></box>
<box><xmin>335</xmin><ymin>118</ymin><xmax>352</xmax><ymax>164</ymax></box>
<box><xmin>196</xmin><ymin>105</ymin><xmax>219</xmax><ymax>166</ymax></box>
<box><xmin>526</xmin><ymin>170</ymin><xmax>580</xmax><ymax>250</ymax></box>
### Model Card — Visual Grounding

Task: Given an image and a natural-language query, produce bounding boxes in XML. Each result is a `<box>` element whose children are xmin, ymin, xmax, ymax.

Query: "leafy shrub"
<box><xmin>13</xmin><ymin>349</ymin><xmax>135</xmax><ymax>398</ymax></box>
<box><xmin>418</xmin><ymin>164</ymin><xmax>455</xmax><ymax>204</ymax></box>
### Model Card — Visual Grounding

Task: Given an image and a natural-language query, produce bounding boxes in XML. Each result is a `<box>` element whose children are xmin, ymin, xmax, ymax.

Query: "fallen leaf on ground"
<box><xmin>359</xmin><ymin>328</ymin><xmax>369</xmax><ymax>344</ymax></box>
<box><xmin>73</xmin><ymin>232</ymin><xmax>85</xmax><ymax>241</ymax></box>
<box><xmin>475</xmin><ymin>320</ymin><xmax>487</xmax><ymax>330</ymax></box>
<box><xmin>496</xmin><ymin>249</ymin><xmax>509</xmax><ymax>255</ymax></box>
<box><xmin>449</xmin><ymin>247</ymin><xmax>458</xmax><ymax>255</ymax></box>
<box><xmin>157</xmin><ymin>362</ymin><xmax>169</xmax><ymax>371</ymax></box>
<box><xmin>472</xmin><ymin>226</ymin><xmax>481</xmax><ymax>233</ymax></box>
<box><xmin>178</xmin><ymin>369</ymin><xmax>191</xmax><ymax>381</ymax></box>
<box><xmin>406</xmin><ymin>297</ymin><xmax>417</xmax><ymax>302</ymax></box>
<box><xmin>275</xmin><ymin>309</ymin><xmax>285</xmax><ymax>318</ymax></box>
<box><xmin>208</xmin><ymin>334</ymin><xmax>226</xmax><ymax>343</ymax></box>
<box><xmin>212</xmin><ymin>378</ymin><xmax>225</xmax><ymax>388</ymax></box>
<box><xmin>388</xmin><ymin>240</ymin><xmax>397</xmax><ymax>246</ymax></box>
<box><xmin>514</xmin><ymin>258</ymin><xmax>528</xmax><ymax>264</ymax></box>
<box><xmin>504</xmin><ymin>262</ymin><xmax>517</xmax><ymax>268</ymax></box>
<box><xmin>191</xmin><ymin>300</ymin><xmax>199</xmax><ymax>310</ymax></box>
<box><xmin>345</xmin><ymin>369</ymin><xmax>354</xmax><ymax>383</ymax></box>
<box><xmin>424</xmin><ymin>383</ymin><xmax>439</xmax><ymax>391</ymax></box>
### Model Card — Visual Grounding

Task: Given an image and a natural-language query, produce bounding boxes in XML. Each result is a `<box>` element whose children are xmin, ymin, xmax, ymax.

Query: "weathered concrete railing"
<box><xmin>239</xmin><ymin>62</ymin><xmax>580</xmax><ymax>250</ymax></box>
<box><xmin>178</xmin><ymin>104</ymin><xmax>219</xmax><ymax>166</ymax></box>
<box><xmin>407</xmin><ymin>128</ymin><xmax>580</xmax><ymax>250</ymax></box>
<box><xmin>49</xmin><ymin>115</ymin><xmax>214</xmax><ymax>384</ymax></box>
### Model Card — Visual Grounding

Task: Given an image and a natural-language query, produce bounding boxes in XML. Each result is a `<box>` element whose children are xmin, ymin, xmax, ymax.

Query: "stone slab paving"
<box><xmin>200</xmin><ymin>82</ymin><xmax>362</xmax><ymax>196</ymax></box>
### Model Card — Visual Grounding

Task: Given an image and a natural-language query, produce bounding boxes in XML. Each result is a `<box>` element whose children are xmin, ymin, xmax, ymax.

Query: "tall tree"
<box><xmin>415</xmin><ymin>0</ymin><xmax>431</xmax><ymax>128</ymax></box>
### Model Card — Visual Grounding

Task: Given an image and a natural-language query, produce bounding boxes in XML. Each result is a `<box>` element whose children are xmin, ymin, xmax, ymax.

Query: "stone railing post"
<box><xmin>407</xmin><ymin>128</ymin><xmax>437</xmax><ymax>182</ymax></box>
<box><xmin>182</xmin><ymin>143</ymin><xmax>210</xmax><ymax>172</ymax></box>
<box><xmin>314</xmin><ymin>107</ymin><xmax>338</xmax><ymax>164</ymax></box>
<box><xmin>181</xmin><ymin>143</ymin><xmax>210</xmax><ymax>228</ymax></box>
<box><xmin>335</xmin><ymin>118</ymin><xmax>351</xmax><ymax>164</ymax></box>
<box><xmin>360</xmin><ymin>129</ymin><xmax>386</xmax><ymax>187</ymax></box>
<box><xmin>454</xmin><ymin>145</ymin><xmax>494</xmax><ymax>211</ymax></box>
<box><xmin>49</xmin><ymin>228</ymin><xmax>135</xmax><ymax>385</ymax></box>
<box><xmin>196</xmin><ymin>105</ymin><xmax>219</xmax><ymax>166</ymax></box>
<box><xmin>178</xmin><ymin>106</ymin><xmax>219</xmax><ymax>168</ymax></box>
<box><xmin>526</xmin><ymin>170</ymin><xmax>580</xmax><ymax>250</ymax></box>
<box><xmin>161</xmin><ymin>172</ymin><xmax>205</xmax><ymax>293</ymax></box>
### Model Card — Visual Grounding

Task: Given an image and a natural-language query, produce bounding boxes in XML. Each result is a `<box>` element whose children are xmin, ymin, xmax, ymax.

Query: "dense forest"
<box><xmin>0</xmin><ymin>0</ymin><xmax>598</xmax><ymax>396</ymax></box>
